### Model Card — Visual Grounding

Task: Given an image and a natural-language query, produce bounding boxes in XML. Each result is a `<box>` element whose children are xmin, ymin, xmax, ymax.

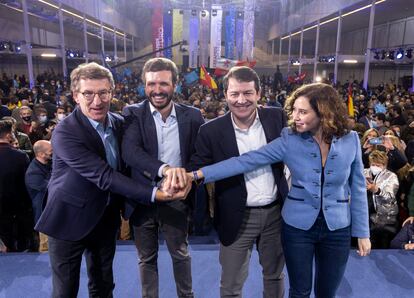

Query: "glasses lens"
<box><xmin>98</xmin><ymin>91</ymin><xmax>110</xmax><ymax>100</ymax></box>
<box><xmin>83</xmin><ymin>91</ymin><xmax>94</xmax><ymax>99</ymax></box>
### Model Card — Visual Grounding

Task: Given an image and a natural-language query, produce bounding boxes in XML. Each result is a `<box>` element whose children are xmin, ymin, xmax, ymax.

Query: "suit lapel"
<box><xmin>258</xmin><ymin>108</ymin><xmax>277</xmax><ymax>143</ymax></box>
<box><xmin>74</xmin><ymin>108</ymin><xmax>106</xmax><ymax>158</ymax></box>
<box><xmin>218</xmin><ymin>113</ymin><xmax>240</xmax><ymax>158</ymax></box>
<box><xmin>175</xmin><ymin>103</ymin><xmax>189</xmax><ymax>164</ymax></box>
<box><xmin>143</xmin><ymin>101</ymin><xmax>159</xmax><ymax>158</ymax></box>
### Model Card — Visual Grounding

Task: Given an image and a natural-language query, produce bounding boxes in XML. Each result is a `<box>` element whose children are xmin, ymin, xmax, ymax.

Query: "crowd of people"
<box><xmin>1</xmin><ymin>60</ymin><xmax>414</xmax><ymax>296</ymax></box>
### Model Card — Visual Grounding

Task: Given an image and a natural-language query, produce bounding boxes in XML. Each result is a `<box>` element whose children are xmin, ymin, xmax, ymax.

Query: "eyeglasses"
<box><xmin>80</xmin><ymin>90</ymin><xmax>112</xmax><ymax>102</ymax></box>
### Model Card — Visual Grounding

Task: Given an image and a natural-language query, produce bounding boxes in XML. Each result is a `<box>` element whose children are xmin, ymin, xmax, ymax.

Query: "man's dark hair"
<box><xmin>142</xmin><ymin>58</ymin><xmax>179</xmax><ymax>85</ymax></box>
<box><xmin>375</xmin><ymin>113</ymin><xmax>386</xmax><ymax>122</ymax></box>
<box><xmin>222</xmin><ymin>66</ymin><xmax>260</xmax><ymax>93</ymax></box>
<box><xmin>0</xmin><ymin>119</ymin><xmax>13</xmax><ymax>138</ymax></box>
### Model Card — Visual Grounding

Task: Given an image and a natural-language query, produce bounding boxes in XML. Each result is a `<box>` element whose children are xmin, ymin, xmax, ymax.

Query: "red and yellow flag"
<box><xmin>200</xmin><ymin>65</ymin><xmax>218</xmax><ymax>90</ymax></box>
<box><xmin>348</xmin><ymin>83</ymin><xmax>354</xmax><ymax>117</ymax></box>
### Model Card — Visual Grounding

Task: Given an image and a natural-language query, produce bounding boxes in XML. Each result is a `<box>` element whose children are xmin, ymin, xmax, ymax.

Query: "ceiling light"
<box><xmin>41</xmin><ymin>53</ymin><xmax>56</xmax><ymax>57</ymax></box>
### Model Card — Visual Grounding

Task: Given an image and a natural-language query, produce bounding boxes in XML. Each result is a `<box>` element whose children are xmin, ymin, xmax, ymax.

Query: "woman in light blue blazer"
<box><xmin>190</xmin><ymin>83</ymin><xmax>371</xmax><ymax>298</ymax></box>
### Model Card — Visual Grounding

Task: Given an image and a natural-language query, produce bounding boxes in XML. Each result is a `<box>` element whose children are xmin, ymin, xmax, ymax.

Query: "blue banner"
<box><xmin>225</xmin><ymin>8</ymin><xmax>236</xmax><ymax>59</ymax></box>
<box><xmin>163</xmin><ymin>11</ymin><xmax>173</xmax><ymax>58</ymax></box>
<box><xmin>184</xmin><ymin>70</ymin><xmax>199</xmax><ymax>86</ymax></box>
<box><xmin>236</xmin><ymin>14</ymin><xmax>244</xmax><ymax>60</ymax></box>
<box><xmin>189</xmin><ymin>13</ymin><xmax>199</xmax><ymax>68</ymax></box>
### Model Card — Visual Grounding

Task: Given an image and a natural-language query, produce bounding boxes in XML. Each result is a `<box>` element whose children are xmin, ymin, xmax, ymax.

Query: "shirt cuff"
<box><xmin>151</xmin><ymin>187</ymin><xmax>158</xmax><ymax>203</ymax></box>
<box><xmin>158</xmin><ymin>164</ymin><xmax>169</xmax><ymax>178</ymax></box>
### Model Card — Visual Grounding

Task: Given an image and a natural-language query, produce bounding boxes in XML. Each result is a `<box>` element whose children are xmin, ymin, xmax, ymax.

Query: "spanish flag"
<box><xmin>347</xmin><ymin>83</ymin><xmax>354</xmax><ymax>117</ymax></box>
<box><xmin>200</xmin><ymin>65</ymin><xmax>218</xmax><ymax>90</ymax></box>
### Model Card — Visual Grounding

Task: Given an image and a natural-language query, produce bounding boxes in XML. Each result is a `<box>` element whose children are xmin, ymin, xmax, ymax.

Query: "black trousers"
<box><xmin>48</xmin><ymin>207</ymin><xmax>119</xmax><ymax>298</ymax></box>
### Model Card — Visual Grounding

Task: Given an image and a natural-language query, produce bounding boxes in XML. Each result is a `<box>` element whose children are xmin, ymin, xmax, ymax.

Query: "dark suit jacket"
<box><xmin>25</xmin><ymin>158</ymin><xmax>51</xmax><ymax>220</ymax></box>
<box><xmin>0</xmin><ymin>143</ymin><xmax>30</xmax><ymax>216</ymax></box>
<box><xmin>35</xmin><ymin>107</ymin><xmax>154</xmax><ymax>241</ymax></box>
<box><xmin>190</xmin><ymin>108</ymin><xmax>289</xmax><ymax>246</ymax></box>
<box><xmin>122</xmin><ymin>100</ymin><xmax>204</xmax><ymax>219</ymax></box>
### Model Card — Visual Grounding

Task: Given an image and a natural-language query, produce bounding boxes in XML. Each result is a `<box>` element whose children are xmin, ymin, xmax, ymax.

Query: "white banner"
<box><xmin>243</xmin><ymin>0</ymin><xmax>255</xmax><ymax>60</ymax></box>
<box><xmin>189</xmin><ymin>12</ymin><xmax>199</xmax><ymax>68</ymax></box>
<box><xmin>199</xmin><ymin>10</ymin><xmax>210</xmax><ymax>67</ymax></box>
<box><xmin>209</xmin><ymin>5</ymin><xmax>222</xmax><ymax>68</ymax></box>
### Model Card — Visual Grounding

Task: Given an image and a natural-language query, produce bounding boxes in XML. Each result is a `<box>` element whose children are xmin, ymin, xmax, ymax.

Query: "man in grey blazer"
<box><xmin>190</xmin><ymin>66</ymin><xmax>288</xmax><ymax>297</ymax></box>
<box><xmin>122</xmin><ymin>58</ymin><xmax>204</xmax><ymax>298</ymax></box>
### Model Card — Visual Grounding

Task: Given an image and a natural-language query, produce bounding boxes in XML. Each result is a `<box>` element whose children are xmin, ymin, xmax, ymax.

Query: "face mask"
<box><xmin>57</xmin><ymin>114</ymin><xmax>66</xmax><ymax>121</ymax></box>
<box><xmin>370</xmin><ymin>166</ymin><xmax>382</xmax><ymax>176</ymax></box>
<box><xmin>22</xmin><ymin>116</ymin><xmax>31</xmax><ymax>122</ymax></box>
<box><xmin>38</xmin><ymin>115</ymin><xmax>47</xmax><ymax>123</ymax></box>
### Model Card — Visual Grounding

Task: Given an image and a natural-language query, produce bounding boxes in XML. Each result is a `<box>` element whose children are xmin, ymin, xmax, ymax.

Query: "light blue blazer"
<box><xmin>202</xmin><ymin>127</ymin><xmax>369</xmax><ymax>238</ymax></box>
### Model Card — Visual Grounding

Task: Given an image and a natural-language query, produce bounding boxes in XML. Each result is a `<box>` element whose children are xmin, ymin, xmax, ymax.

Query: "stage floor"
<box><xmin>0</xmin><ymin>244</ymin><xmax>413</xmax><ymax>297</ymax></box>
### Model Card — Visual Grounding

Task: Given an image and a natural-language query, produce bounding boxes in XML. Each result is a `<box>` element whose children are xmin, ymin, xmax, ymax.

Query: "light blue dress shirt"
<box><xmin>149</xmin><ymin>103</ymin><xmax>182</xmax><ymax>177</ymax></box>
<box><xmin>88</xmin><ymin>117</ymin><xmax>119</xmax><ymax>170</ymax></box>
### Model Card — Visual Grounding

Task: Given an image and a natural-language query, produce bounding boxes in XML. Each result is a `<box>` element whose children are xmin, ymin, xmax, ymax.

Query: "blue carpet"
<box><xmin>0</xmin><ymin>246</ymin><xmax>413</xmax><ymax>297</ymax></box>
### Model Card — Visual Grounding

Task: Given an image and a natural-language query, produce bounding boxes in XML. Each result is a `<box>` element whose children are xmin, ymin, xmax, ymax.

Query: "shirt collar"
<box><xmin>231</xmin><ymin>109</ymin><xmax>260</xmax><ymax>132</ymax></box>
<box><xmin>87</xmin><ymin>115</ymin><xmax>112</xmax><ymax>131</ymax></box>
<box><xmin>149</xmin><ymin>101</ymin><xmax>176</xmax><ymax>118</ymax></box>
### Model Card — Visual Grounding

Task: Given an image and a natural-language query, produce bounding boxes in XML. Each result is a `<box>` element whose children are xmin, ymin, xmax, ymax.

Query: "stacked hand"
<box><xmin>156</xmin><ymin>167</ymin><xmax>192</xmax><ymax>202</ymax></box>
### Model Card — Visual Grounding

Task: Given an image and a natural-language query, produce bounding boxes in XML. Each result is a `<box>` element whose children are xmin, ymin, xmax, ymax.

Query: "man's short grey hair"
<box><xmin>70</xmin><ymin>62</ymin><xmax>115</xmax><ymax>92</ymax></box>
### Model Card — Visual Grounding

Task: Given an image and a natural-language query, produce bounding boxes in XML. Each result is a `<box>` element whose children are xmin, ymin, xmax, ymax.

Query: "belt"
<box><xmin>246</xmin><ymin>199</ymin><xmax>279</xmax><ymax>209</ymax></box>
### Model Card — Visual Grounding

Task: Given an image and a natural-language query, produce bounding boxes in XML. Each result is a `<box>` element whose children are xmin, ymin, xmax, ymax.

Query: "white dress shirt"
<box><xmin>231</xmin><ymin>111</ymin><xmax>277</xmax><ymax>207</ymax></box>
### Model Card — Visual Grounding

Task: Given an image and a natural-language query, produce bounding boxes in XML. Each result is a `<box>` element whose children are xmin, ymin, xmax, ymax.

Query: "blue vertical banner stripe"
<box><xmin>163</xmin><ymin>11</ymin><xmax>173</xmax><ymax>59</ymax></box>
<box><xmin>225</xmin><ymin>8</ymin><xmax>236</xmax><ymax>59</ymax></box>
<box><xmin>189</xmin><ymin>12</ymin><xmax>199</xmax><ymax>68</ymax></box>
<box><xmin>235</xmin><ymin>14</ymin><xmax>244</xmax><ymax>60</ymax></box>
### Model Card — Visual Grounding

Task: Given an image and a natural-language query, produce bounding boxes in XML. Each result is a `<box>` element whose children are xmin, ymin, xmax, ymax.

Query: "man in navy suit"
<box><xmin>35</xmin><ymin>62</ymin><xmax>189</xmax><ymax>298</ymax></box>
<box><xmin>122</xmin><ymin>58</ymin><xmax>204</xmax><ymax>298</ymax></box>
<box><xmin>190</xmin><ymin>66</ymin><xmax>288</xmax><ymax>297</ymax></box>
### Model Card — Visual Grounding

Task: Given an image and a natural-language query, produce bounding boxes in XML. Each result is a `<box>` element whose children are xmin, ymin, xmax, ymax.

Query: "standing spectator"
<box><xmin>374</xmin><ymin>113</ymin><xmax>388</xmax><ymax>135</ymax></box>
<box><xmin>25</xmin><ymin>140</ymin><xmax>52</xmax><ymax>251</ymax></box>
<box><xmin>16</xmin><ymin>106</ymin><xmax>33</xmax><ymax>135</ymax></box>
<box><xmin>0</xmin><ymin>119</ymin><xmax>33</xmax><ymax>252</ymax></box>
<box><xmin>122</xmin><ymin>58</ymin><xmax>203</xmax><ymax>298</ymax></box>
<box><xmin>2</xmin><ymin>116</ymin><xmax>33</xmax><ymax>157</ymax></box>
<box><xmin>0</xmin><ymin>97</ymin><xmax>11</xmax><ymax>118</ymax></box>
<box><xmin>364</xmin><ymin>150</ymin><xmax>399</xmax><ymax>248</ymax></box>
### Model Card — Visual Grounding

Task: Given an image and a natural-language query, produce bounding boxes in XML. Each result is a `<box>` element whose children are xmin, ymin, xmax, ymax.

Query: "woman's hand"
<box><xmin>357</xmin><ymin>238</ymin><xmax>371</xmax><ymax>256</ymax></box>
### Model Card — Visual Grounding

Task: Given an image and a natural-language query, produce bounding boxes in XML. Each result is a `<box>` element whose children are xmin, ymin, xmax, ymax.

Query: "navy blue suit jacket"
<box><xmin>122</xmin><ymin>100</ymin><xmax>204</xmax><ymax>219</ymax></box>
<box><xmin>35</xmin><ymin>107</ymin><xmax>154</xmax><ymax>241</ymax></box>
<box><xmin>190</xmin><ymin>108</ymin><xmax>289</xmax><ymax>246</ymax></box>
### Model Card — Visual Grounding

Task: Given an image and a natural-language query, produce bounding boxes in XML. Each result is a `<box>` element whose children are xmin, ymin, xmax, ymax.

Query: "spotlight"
<box><xmin>237</xmin><ymin>12</ymin><xmax>243</xmax><ymax>18</ymax></box>
<box><xmin>16</xmin><ymin>46</ymin><xmax>21</xmax><ymax>52</ymax></box>
<box><xmin>388</xmin><ymin>50</ymin><xmax>394</xmax><ymax>60</ymax></box>
<box><xmin>69</xmin><ymin>52</ymin><xmax>75</xmax><ymax>58</ymax></box>
<box><xmin>406</xmin><ymin>49</ymin><xmax>412</xmax><ymax>59</ymax></box>
<box><xmin>167</xmin><ymin>10</ymin><xmax>172</xmax><ymax>15</ymax></box>
<box><xmin>373</xmin><ymin>51</ymin><xmax>380</xmax><ymax>60</ymax></box>
<box><xmin>396</xmin><ymin>48</ymin><xmax>404</xmax><ymax>59</ymax></box>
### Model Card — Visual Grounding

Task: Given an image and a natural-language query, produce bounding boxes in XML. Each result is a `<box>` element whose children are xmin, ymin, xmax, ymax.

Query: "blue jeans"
<box><xmin>282</xmin><ymin>216</ymin><xmax>351</xmax><ymax>298</ymax></box>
